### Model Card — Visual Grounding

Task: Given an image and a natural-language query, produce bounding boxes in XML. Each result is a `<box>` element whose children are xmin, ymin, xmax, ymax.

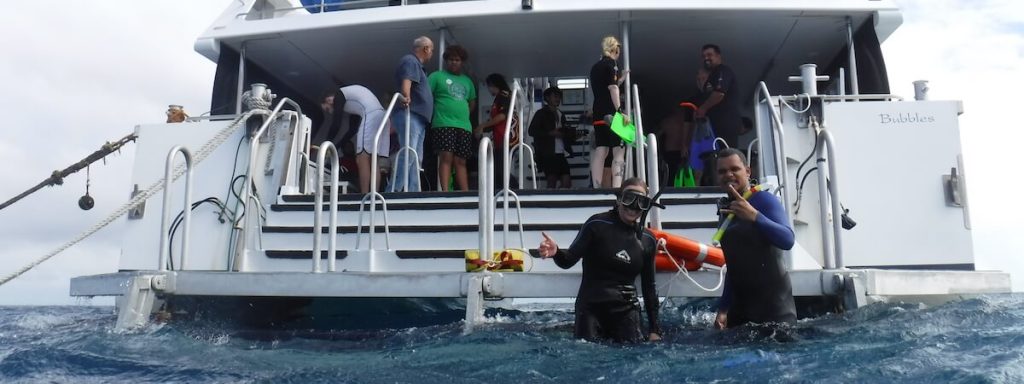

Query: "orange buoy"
<box><xmin>649</xmin><ymin>228</ymin><xmax>725</xmax><ymax>272</ymax></box>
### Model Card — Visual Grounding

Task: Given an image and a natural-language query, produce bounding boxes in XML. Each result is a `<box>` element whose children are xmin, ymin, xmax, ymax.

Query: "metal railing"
<box><xmin>499</xmin><ymin>83</ymin><xmax>528</xmax><ymax>250</ymax></box>
<box><xmin>358</xmin><ymin>93</ymin><xmax>402</xmax><ymax>251</ymax></box>
<box><xmin>236</xmin><ymin>0</ymin><xmax>484</xmax><ymax>19</ymax></box>
<box><xmin>754</xmin><ymin>82</ymin><xmax>794</xmax><ymax>226</ymax></box>
<box><xmin>814</xmin><ymin>129</ymin><xmax>845</xmax><ymax>269</ymax></box>
<box><xmin>234</xmin><ymin>98</ymin><xmax>303</xmax><ymax>272</ymax></box>
<box><xmin>644</xmin><ymin>133</ymin><xmax>661</xmax><ymax>230</ymax></box>
<box><xmin>158</xmin><ymin>146</ymin><xmax>194</xmax><ymax>272</ymax></box>
<box><xmin>627</xmin><ymin>84</ymin><xmax>648</xmax><ymax>185</ymax></box>
<box><xmin>312</xmin><ymin>142</ymin><xmax>340</xmax><ymax>273</ymax></box>
<box><xmin>389</xmin><ymin>100</ymin><xmax>422</xmax><ymax>192</ymax></box>
<box><xmin>509</xmin><ymin>80</ymin><xmax>537</xmax><ymax>189</ymax></box>
<box><xmin>478</xmin><ymin>137</ymin><xmax>495</xmax><ymax>259</ymax></box>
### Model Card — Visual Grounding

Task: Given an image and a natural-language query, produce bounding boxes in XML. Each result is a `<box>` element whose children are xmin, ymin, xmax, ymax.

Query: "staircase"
<box><xmin>250</xmin><ymin>187</ymin><xmax>724</xmax><ymax>273</ymax></box>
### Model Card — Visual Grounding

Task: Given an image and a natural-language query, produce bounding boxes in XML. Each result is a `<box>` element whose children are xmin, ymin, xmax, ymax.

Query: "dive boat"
<box><xmin>61</xmin><ymin>0</ymin><xmax>1010</xmax><ymax>331</ymax></box>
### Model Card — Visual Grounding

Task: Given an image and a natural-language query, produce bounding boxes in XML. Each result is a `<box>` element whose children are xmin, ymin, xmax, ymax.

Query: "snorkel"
<box><xmin>635</xmin><ymin>190</ymin><xmax>666</xmax><ymax>240</ymax></box>
<box><xmin>711</xmin><ymin>183</ymin><xmax>765</xmax><ymax>246</ymax></box>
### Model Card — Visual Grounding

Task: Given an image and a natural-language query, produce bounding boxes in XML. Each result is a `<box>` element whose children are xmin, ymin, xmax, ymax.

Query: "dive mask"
<box><xmin>618</xmin><ymin>190</ymin><xmax>652</xmax><ymax>211</ymax></box>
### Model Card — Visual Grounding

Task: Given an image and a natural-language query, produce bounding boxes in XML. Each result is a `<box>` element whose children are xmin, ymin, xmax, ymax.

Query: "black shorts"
<box><xmin>432</xmin><ymin>127</ymin><xmax>474</xmax><ymax>160</ymax></box>
<box><xmin>593</xmin><ymin>117</ymin><xmax>624</xmax><ymax>148</ymax></box>
<box><xmin>537</xmin><ymin>153</ymin><xmax>570</xmax><ymax>176</ymax></box>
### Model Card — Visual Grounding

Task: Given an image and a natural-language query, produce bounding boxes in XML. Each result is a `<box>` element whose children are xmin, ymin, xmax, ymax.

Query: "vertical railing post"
<box><xmin>478</xmin><ymin>137</ymin><xmax>494</xmax><ymax>259</ymax></box>
<box><xmin>312</xmin><ymin>142</ymin><xmax>340</xmax><ymax>273</ymax></box>
<box><xmin>158</xmin><ymin>146</ymin><xmax>194</xmax><ymax>272</ymax></box>
<box><xmin>369</xmin><ymin>93</ymin><xmax>402</xmax><ymax>250</ymax></box>
<box><xmin>644</xmin><ymin>134</ymin><xmax>661</xmax><ymax>229</ymax></box>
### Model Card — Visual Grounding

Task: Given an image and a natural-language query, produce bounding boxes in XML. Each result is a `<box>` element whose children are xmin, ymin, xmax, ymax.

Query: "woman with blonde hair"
<box><xmin>588</xmin><ymin>35</ymin><xmax>628</xmax><ymax>188</ymax></box>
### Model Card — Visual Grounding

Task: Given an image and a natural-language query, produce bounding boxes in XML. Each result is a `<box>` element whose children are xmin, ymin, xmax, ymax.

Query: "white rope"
<box><xmin>0</xmin><ymin>111</ymin><xmax>261</xmax><ymax>286</ymax></box>
<box><xmin>656</xmin><ymin>238</ymin><xmax>727</xmax><ymax>294</ymax></box>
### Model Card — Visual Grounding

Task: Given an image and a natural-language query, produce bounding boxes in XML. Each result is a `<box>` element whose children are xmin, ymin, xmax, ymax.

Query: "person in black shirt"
<box><xmin>537</xmin><ymin>177</ymin><xmax>662</xmax><ymax>343</ymax></box>
<box><xmin>697</xmin><ymin>44</ymin><xmax>742</xmax><ymax>150</ymax></box>
<box><xmin>588</xmin><ymin>36</ymin><xmax>628</xmax><ymax>188</ymax></box>
<box><xmin>528</xmin><ymin>86</ymin><xmax>575</xmax><ymax>189</ymax></box>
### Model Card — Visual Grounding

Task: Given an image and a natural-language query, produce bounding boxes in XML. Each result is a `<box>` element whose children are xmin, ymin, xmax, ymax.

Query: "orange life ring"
<box><xmin>649</xmin><ymin>228</ymin><xmax>725</xmax><ymax>272</ymax></box>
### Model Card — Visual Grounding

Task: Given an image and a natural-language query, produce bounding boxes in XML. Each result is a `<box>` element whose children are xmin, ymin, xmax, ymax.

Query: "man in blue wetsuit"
<box><xmin>713</xmin><ymin>148</ymin><xmax>797</xmax><ymax>329</ymax></box>
<box><xmin>537</xmin><ymin>178</ymin><xmax>662</xmax><ymax>343</ymax></box>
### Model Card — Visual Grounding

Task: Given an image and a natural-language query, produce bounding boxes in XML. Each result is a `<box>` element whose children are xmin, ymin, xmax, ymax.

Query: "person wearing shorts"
<box><xmin>427</xmin><ymin>45</ymin><xmax>476</xmax><ymax>191</ymax></box>
<box><xmin>332</xmin><ymin>84</ymin><xmax>390</xmax><ymax>193</ymax></box>
<box><xmin>589</xmin><ymin>36</ymin><xmax>628</xmax><ymax>188</ymax></box>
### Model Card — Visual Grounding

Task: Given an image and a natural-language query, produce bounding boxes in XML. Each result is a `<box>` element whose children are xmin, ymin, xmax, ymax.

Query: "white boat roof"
<box><xmin>195</xmin><ymin>0</ymin><xmax>902</xmax><ymax>108</ymax></box>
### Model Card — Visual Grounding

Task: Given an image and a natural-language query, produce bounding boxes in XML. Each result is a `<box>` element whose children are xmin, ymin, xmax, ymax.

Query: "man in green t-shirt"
<box><xmin>428</xmin><ymin>45</ymin><xmax>476</xmax><ymax>191</ymax></box>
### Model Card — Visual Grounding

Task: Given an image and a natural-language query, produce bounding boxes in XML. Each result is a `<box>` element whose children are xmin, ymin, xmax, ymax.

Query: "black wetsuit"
<box><xmin>552</xmin><ymin>210</ymin><xmax>661</xmax><ymax>342</ymax></box>
<box><xmin>717</xmin><ymin>191</ymin><xmax>797</xmax><ymax>327</ymax></box>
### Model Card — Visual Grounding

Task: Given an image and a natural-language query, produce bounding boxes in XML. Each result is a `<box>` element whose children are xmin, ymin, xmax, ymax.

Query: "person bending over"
<box><xmin>537</xmin><ymin>177</ymin><xmax>662</xmax><ymax>342</ymax></box>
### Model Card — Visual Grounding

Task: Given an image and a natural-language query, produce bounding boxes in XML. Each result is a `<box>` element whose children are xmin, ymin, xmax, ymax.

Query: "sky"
<box><xmin>0</xmin><ymin>0</ymin><xmax>1021</xmax><ymax>305</ymax></box>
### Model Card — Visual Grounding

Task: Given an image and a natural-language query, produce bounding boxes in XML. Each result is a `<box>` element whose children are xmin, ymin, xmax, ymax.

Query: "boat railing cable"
<box><xmin>358</xmin><ymin>93</ymin><xmax>402</xmax><ymax>251</ymax></box>
<box><xmin>158</xmin><ymin>146</ymin><xmax>194</xmax><ymax>272</ymax></box>
<box><xmin>754</xmin><ymin>82</ymin><xmax>794</xmax><ymax>227</ymax></box>
<box><xmin>389</xmin><ymin>99</ymin><xmax>422</xmax><ymax>193</ymax></box>
<box><xmin>0</xmin><ymin>110</ymin><xmax>263</xmax><ymax>286</ymax></box>
<box><xmin>814</xmin><ymin>128</ymin><xmax>845</xmax><ymax>269</ymax></box>
<box><xmin>312</xmin><ymin>142</ymin><xmax>340</xmax><ymax>273</ymax></box>
<box><xmin>235</xmin><ymin>98</ymin><xmax>303</xmax><ymax>272</ymax></box>
<box><xmin>478</xmin><ymin>137</ymin><xmax>494</xmax><ymax>261</ymax></box>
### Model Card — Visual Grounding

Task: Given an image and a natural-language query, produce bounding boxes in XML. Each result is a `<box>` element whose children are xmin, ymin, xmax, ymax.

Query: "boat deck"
<box><xmin>71</xmin><ymin>268</ymin><xmax>1011</xmax><ymax>331</ymax></box>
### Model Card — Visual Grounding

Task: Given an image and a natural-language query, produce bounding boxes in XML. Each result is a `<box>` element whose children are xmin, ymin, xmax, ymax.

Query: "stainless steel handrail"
<box><xmin>499</xmin><ymin>84</ymin><xmax>528</xmax><ymax>249</ymax></box>
<box><xmin>644</xmin><ymin>133</ymin><xmax>661</xmax><ymax>230</ymax></box>
<box><xmin>754</xmin><ymin>82</ymin><xmax>794</xmax><ymax>226</ymax></box>
<box><xmin>510</xmin><ymin>83</ymin><xmax>537</xmax><ymax>189</ymax></box>
<box><xmin>815</xmin><ymin>129</ymin><xmax>845</xmax><ymax>269</ymax></box>
<box><xmin>235</xmin><ymin>98</ymin><xmax>303</xmax><ymax>272</ymax></box>
<box><xmin>360</xmin><ymin>93</ymin><xmax>402</xmax><ymax>251</ymax></box>
<box><xmin>158</xmin><ymin>146</ymin><xmax>194</xmax><ymax>272</ymax></box>
<box><xmin>389</xmin><ymin>102</ymin><xmax>422</xmax><ymax>192</ymax></box>
<box><xmin>478</xmin><ymin>137</ymin><xmax>494</xmax><ymax>259</ymax></box>
<box><xmin>631</xmin><ymin>84</ymin><xmax>646</xmax><ymax>184</ymax></box>
<box><xmin>312</xmin><ymin>142</ymin><xmax>340</xmax><ymax>273</ymax></box>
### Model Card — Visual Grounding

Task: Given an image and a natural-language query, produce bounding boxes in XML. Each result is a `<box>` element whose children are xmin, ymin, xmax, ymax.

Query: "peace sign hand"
<box><xmin>719</xmin><ymin>185</ymin><xmax>759</xmax><ymax>222</ymax></box>
<box><xmin>538</xmin><ymin>232</ymin><xmax>559</xmax><ymax>258</ymax></box>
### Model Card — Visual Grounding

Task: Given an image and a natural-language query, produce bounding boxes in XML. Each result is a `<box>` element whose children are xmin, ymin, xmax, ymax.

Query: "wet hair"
<box><xmin>620</xmin><ymin>177</ymin><xmax>649</xmax><ymax>194</ymax></box>
<box><xmin>602</xmin><ymin>36</ymin><xmax>621</xmax><ymax>56</ymax></box>
<box><xmin>701</xmin><ymin>44</ymin><xmax>721</xmax><ymax>54</ymax></box>
<box><xmin>443</xmin><ymin>45</ymin><xmax>468</xmax><ymax>61</ymax></box>
<box><xmin>717</xmin><ymin>148</ymin><xmax>747</xmax><ymax>165</ymax></box>
<box><xmin>485</xmin><ymin>73</ymin><xmax>510</xmax><ymax>92</ymax></box>
<box><xmin>542</xmin><ymin>86</ymin><xmax>562</xmax><ymax>98</ymax></box>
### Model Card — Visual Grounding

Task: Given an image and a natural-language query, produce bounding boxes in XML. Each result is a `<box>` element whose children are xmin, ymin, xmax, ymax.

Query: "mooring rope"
<box><xmin>0</xmin><ymin>111</ymin><xmax>262</xmax><ymax>286</ymax></box>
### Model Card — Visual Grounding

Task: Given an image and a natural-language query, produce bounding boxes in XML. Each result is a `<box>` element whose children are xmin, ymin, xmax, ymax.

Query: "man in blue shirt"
<box><xmin>713</xmin><ymin>148</ymin><xmax>797</xmax><ymax>329</ymax></box>
<box><xmin>389</xmin><ymin>36</ymin><xmax>434</xmax><ymax>192</ymax></box>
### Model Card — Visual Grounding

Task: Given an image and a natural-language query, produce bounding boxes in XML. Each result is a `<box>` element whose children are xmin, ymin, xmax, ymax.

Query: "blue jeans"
<box><xmin>388</xmin><ymin>109</ymin><xmax>427</xmax><ymax>192</ymax></box>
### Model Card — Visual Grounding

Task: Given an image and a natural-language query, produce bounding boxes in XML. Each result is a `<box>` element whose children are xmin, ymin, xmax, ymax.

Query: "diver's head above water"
<box><xmin>616</xmin><ymin>177</ymin><xmax>650</xmax><ymax>224</ymax></box>
<box><xmin>716</xmin><ymin>148</ymin><xmax>751</xmax><ymax>194</ymax></box>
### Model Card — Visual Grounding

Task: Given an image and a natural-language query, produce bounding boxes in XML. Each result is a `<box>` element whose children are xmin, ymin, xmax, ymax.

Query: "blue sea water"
<box><xmin>1</xmin><ymin>295</ymin><xmax>1023</xmax><ymax>383</ymax></box>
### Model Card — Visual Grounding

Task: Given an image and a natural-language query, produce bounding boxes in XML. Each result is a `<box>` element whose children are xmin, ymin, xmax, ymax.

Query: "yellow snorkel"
<box><xmin>711</xmin><ymin>183</ymin><xmax>765</xmax><ymax>246</ymax></box>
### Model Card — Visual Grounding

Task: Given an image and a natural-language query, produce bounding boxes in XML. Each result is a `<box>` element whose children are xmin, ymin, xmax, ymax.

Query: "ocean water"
<box><xmin>1</xmin><ymin>295</ymin><xmax>1023</xmax><ymax>383</ymax></box>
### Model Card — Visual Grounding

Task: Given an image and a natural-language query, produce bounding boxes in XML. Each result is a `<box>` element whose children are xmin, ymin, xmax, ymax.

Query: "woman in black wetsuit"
<box><xmin>537</xmin><ymin>178</ymin><xmax>662</xmax><ymax>342</ymax></box>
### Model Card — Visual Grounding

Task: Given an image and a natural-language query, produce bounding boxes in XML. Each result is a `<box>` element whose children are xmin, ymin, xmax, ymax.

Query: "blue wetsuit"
<box><xmin>717</xmin><ymin>190</ymin><xmax>796</xmax><ymax>327</ymax></box>
<box><xmin>552</xmin><ymin>210</ymin><xmax>661</xmax><ymax>342</ymax></box>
